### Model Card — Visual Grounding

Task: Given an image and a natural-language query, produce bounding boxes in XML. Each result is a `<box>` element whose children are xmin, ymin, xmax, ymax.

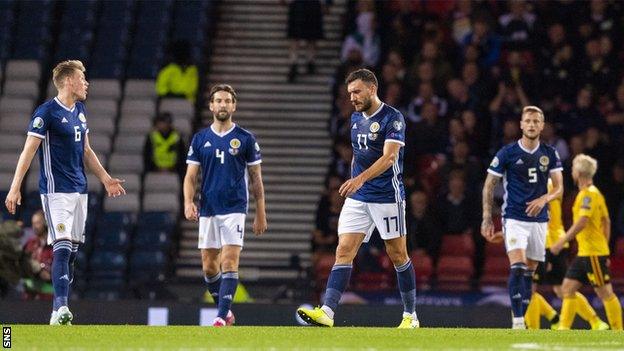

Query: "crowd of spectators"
<box><xmin>315</xmin><ymin>0</ymin><xmax>624</xmax><ymax>289</ymax></box>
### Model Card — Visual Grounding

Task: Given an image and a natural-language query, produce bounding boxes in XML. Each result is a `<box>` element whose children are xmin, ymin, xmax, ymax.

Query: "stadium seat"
<box><xmin>5</xmin><ymin>60</ymin><xmax>40</xmax><ymax>81</ymax></box>
<box><xmin>94</xmin><ymin>226</ymin><xmax>131</xmax><ymax>252</ymax></box>
<box><xmin>87</xmin><ymin>79</ymin><xmax>121</xmax><ymax>100</ymax></box>
<box><xmin>353</xmin><ymin>272</ymin><xmax>394</xmax><ymax>291</ymax></box>
<box><xmin>86</xmin><ymin>116</ymin><xmax>116</xmax><ymax>136</ymax></box>
<box><xmin>410</xmin><ymin>250</ymin><xmax>433</xmax><ymax>285</ymax></box>
<box><xmin>103</xmin><ymin>192</ymin><xmax>140</xmax><ymax>213</ymax></box>
<box><xmin>0</xmin><ymin>133</ymin><xmax>26</xmax><ymax>153</ymax></box>
<box><xmin>0</xmin><ymin>115</ymin><xmax>29</xmax><ymax>133</ymax></box>
<box><xmin>480</xmin><ymin>257</ymin><xmax>510</xmax><ymax>286</ymax></box>
<box><xmin>87</xmin><ymin>133</ymin><xmax>112</xmax><ymax>155</ymax></box>
<box><xmin>138</xmin><ymin>211</ymin><xmax>176</xmax><ymax>231</ymax></box>
<box><xmin>121</xmin><ymin>99</ymin><xmax>156</xmax><ymax>118</ymax></box>
<box><xmin>89</xmin><ymin>251</ymin><xmax>127</xmax><ymax>274</ymax></box>
<box><xmin>118</xmin><ymin>117</ymin><xmax>152</xmax><ymax>135</ymax></box>
<box><xmin>0</xmin><ymin>96</ymin><xmax>34</xmax><ymax>115</ymax></box>
<box><xmin>142</xmin><ymin>193</ymin><xmax>180</xmax><ymax>213</ymax></box>
<box><xmin>97</xmin><ymin>211</ymin><xmax>137</xmax><ymax>231</ymax></box>
<box><xmin>86</xmin><ymin>174</ymin><xmax>104</xmax><ymax>194</ymax></box>
<box><xmin>144</xmin><ymin>172</ymin><xmax>180</xmax><ymax>194</ymax></box>
<box><xmin>173</xmin><ymin>118</ymin><xmax>192</xmax><ymax>137</ymax></box>
<box><xmin>113</xmin><ymin>134</ymin><xmax>146</xmax><ymax>154</ymax></box>
<box><xmin>85</xmin><ymin>99</ymin><xmax>118</xmax><ymax>117</ymax></box>
<box><xmin>0</xmin><ymin>153</ymin><xmax>17</xmax><ymax>172</ymax></box>
<box><xmin>124</xmin><ymin>79</ymin><xmax>157</xmax><ymax>99</ymax></box>
<box><xmin>159</xmin><ymin>98</ymin><xmax>193</xmax><ymax>120</ymax></box>
<box><xmin>3</xmin><ymin>80</ymin><xmax>38</xmax><ymax>99</ymax></box>
<box><xmin>113</xmin><ymin>173</ymin><xmax>140</xmax><ymax>193</ymax></box>
<box><xmin>484</xmin><ymin>240</ymin><xmax>506</xmax><ymax>258</ymax></box>
<box><xmin>129</xmin><ymin>250</ymin><xmax>168</xmax><ymax>281</ymax></box>
<box><xmin>133</xmin><ymin>227</ymin><xmax>171</xmax><ymax>251</ymax></box>
<box><xmin>108</xmin><ymin>154</ymin><xmax>144</xmax><ymax>174</ymax></box>
<box><xmin>435</xmin><ymin>256</ymin><xmax>474</xmax><ymax>288</ymax></box>
<box><xmin>440</xmin><ymin>233</ymin><xmax>475</xmax><ymax>257</ymax></box>
<box><xmin>0</xmin><ymin>172</ymin><xmax>12</xmax><ymax>191</ymax></box>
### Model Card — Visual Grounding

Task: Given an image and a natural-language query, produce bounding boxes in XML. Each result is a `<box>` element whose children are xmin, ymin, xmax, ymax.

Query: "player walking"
<box><xmin>184</xmin><ymin>84</ymin><xmax>267</xmax><ymax>327</ymax></box>
<box><xmin>550</xmin><ymin>154</ymin><xmax>622</xmax><ymax>330</ymax></box>
<box><xmin>298</xmin><ymin>69</ymin><xmax>418</xmax><ymax>328</ymax></box>
<box><xmin>4</xmin><ymin>60</ymin><xmax>126</xmax><ymax>325</ymax></box>
<box><xmin>481</xmin><ymin>106</ymin><xmax>563</xmax><ymax>329</ymax></box>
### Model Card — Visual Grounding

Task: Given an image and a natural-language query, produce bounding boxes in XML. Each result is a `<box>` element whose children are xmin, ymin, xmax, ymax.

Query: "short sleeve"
<box><xmin>186</xmin><ymin>134</ymin><xmax>200</xmax><ymax>165</ymax></box>
<box><xmin>385</xmin><ymin>112</ymin><xmax>405</xmax><ymax>146</ymax></box>
<box><xmin>27</xmin><ymin>107</ymin><xmax>50</xmax><ymax>139</ymax></box>
<box><xmin>245</xmin><ymin>134</ymin><xmax>262</xmax><ymax>166</ymax></box>
<box><xmin>549</xmin><ymin>149</ymin><xmax>563</xmax><ymax>173</ymax></box>
<box><xmin>487</xmin><ymin>148</ymin><xmax>507</xmax><ymax>177</ymax></box>
<box><xmin>577</xmin><ymin>192</ymin><xmax>593</xmax><ymax>218</ymax></box>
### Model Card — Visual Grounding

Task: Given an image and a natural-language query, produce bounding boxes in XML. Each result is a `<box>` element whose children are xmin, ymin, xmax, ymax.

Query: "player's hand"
<box><xmin>104</xmin><ymin>178</ymin><xmax>126</xmax><ymax>197</ymax></box>
<box><xmin>480</xmin><ymin>218</ymin><xmax>495</xmax><ymax>241</ymax></box>
<box><xmin>550</xmin><ymin>241</ymin><xmax>563</xmax><ymax>255</ymax></box>
<box><xmin>526</xmin><ymin>196</ymin><xmax>547</xmax><ymax>217</ymax></box>
<box><xmin>339</xmin><ymin>177</ymin><xmax>364</xmax><ymax>197</ymax></box>
<box><xmin>184</xmin><ymin>202</ymin><xmax>199</xmax><ymax>222</ymax></box>
<box><xmin>4</xmin><ymin>189</ymin><xmax>21</xmax><ymax>215</ymax></box>
<box><xmin>253</xmin><ymin>211</ymin><xmax>267</xmax><ymax>236</ymax></box>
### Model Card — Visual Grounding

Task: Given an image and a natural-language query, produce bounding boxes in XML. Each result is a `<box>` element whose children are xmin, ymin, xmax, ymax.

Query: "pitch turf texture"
<box><xmin>8</xmin><ymin>326</ymin><xmax>624</xmax><ymax>350</ymax></box>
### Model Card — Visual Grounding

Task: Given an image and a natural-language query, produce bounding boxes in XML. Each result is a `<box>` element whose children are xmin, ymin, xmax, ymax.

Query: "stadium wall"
<box><xmin>0</xmin><ymin>301</ymin><xmax>579</xmax><ymax>327</ymax></box>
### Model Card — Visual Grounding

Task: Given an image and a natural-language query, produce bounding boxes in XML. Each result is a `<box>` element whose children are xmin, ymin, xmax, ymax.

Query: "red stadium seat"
<box><xmin>440</xmin><ymin>233</ymin><xmax>475</xmax><ymax>257</ymax></box>
<box><xmin>485</xmin><ymin>241</ymin><xmax>506</xmax><ymax>258</ymax></box>
<box><xmin>436</xmin><ymin>256</ymin><xmax>474</xmax><ymax>284</ymax></box>
<box><xmin>410</xmin><ymin>250</ymin><xmax>433</xmax><ymax>285</ymax></box>
<box><xmin>353</xmin><ymin>272</ymin><xmax>395</xmax><ymax>291</ymax></box>
<box><xmin>480</xmin><ymin>257</ymin><xmax>510</xmax><ymax>286</ymax></box>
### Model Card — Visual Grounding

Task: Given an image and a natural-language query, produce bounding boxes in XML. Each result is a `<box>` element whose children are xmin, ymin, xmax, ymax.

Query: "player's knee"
<box><xmin>221</xmin><ymin>258</ymin><xmax>239</xmax><ymax>272</ymax></box>
<box><xmin>510</xmin><ymin>262</ymin><xmax>528</xmax><ymax>276</ymax></box>
<box><xmin>595</xmin><ymin>285</ymin><xmax>614</xmax><ymax>300</ymax></box>
<box><xmin>335</xmin><ymin>243</ymin><xmax>356</xmax><ymax>261</ymax></box>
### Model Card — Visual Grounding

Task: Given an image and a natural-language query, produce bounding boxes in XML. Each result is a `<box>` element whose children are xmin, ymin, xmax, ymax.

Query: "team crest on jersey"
<box><xmin>369</xmin><ymin>122</ymin><xmax>380</xmax><ymax>133</ymax></box>
<box><xmin>230</xmin><ymin>138</ymin><xmax>241</xmax><ymax>149</ymax></box>
<box><xmin>78</xmin><ymin>113</ymin><xmax>87</xmax><ymax>123</ymax></box>
<box><xmin>33</xmin><ymin>117</ymin><xmax>44</xmax><ymax>129</ymax></box>
<box><xmin>368</xmin><ymin>133</ymin><xmax>378</xmax><ymax>141</ymax></box>
<box><xmin>393</xmin><ymin>121</ymin><xmax>403</xmax><ymax>131</ymax></box>
<box><xmin>490</xmin><ymin>157</ymin><xmax>499</xmax><ymax>168</ymax></box>
<box><xmin>539</xmin><ymin>156</ymin><xmax>549</xmax><ymax>166</ymax></box>
<box><xmin>56</xmin><ymin>223</ymin><xmax>66</xmax><ymax>233</ymax></box>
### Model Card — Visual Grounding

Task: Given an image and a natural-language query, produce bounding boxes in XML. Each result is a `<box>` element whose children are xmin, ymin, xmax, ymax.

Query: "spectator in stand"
<box><xmin>460</xmin><ymin>109</ymin><xmax>487</xmax><ymax>157</ymax></box>
<box><xmin>156</xmin><ymin>40</ymin><xmax>198</xmax><ymax>103</ymax></box>
<box><xmin>538</xmin><ymin>24</ymin><xmax>576</xmax><ymax>101</ymax></box>
<box><xmin>328</xmin><ymin>139</ymin><xmax>353</xmax><ymax>181</ymax></box>
<box><xmin>600</xmin><ymin>160</ymin><xmax>624</xmax><ymax>250</ymax></box>
<box><xmin>497</xmin><ymin>0</ymin><xmax>536</xmax><ymax>50</ymax></box>
<box><xmin>410</xmin><ymin>102</ymin><xmax>447</xmax><ymax>156</ymax></box>
<box><xmin>285</xmin><ymin>0</ymin><xmax>328</xmax><ymax>83</ymax></box>
<box><xmin>406</xmin><ymin>190</ymin><xmax>440</xmax><ymax>263</ymax></box>
<box><xmin>542</xmin><ymin>121</ymin><xmax>570</xmax><ymax>162</ymax></box>
<box><xmin>341</xmin><ymin>0</ymin><xmax>380</xmax><ymax>68</ymax></box>
<box><xmin>329</xmin><ymin>86</ymin><xmax>353</xmax><ymax>140</ymax></box>
<box><xmin>143</xmin><ymin>112</ymin><xmax>187</xmax><ymax>179</ymax></box>
<box><xmin>605</xmin><ymin>84</ymin><xmax>624</xmax><ymax>142</ymax></box>
<box><xmin>451</xmin><ymin>0</ymin><xmax>473</xmax><ymax>45</ymax></box>
<box><xmin>407</xmin><ymin>41</ymin><xmax>454</xmax><ymax>93</ymax></box>
<box><xmin>406</xmin><ymin>81</ymin><xmax>448</xmax><ymax>124</ymax></box>
<box><xmin>579</xmin><ymin>37</ymin><xmax>618</xmax><ymax>95</ymax></box>
<box><xmin>22</xmin><ymin>211</ymin><xmax>53</xmax><ymax>300</ymax></box>
<box><xmin>446</xmin><ymin>79</ymin><xmax>479</xmax><ymax>118</ymax></box>
<box><xmin>440</xmin><ymin>141</ymin><xmax>482</xmax><ymax>195</ymax></box>
<box><xmin>461</xmin><ymin>16</ymin><xmax>502</xmax><ymax>71</ymax></box>
<box><xmin>563</xmin><ymin>88</ymin><xmax>601</xmax><ymax>137</ymax></box>
<box><xmin>489</xmin><ymin>81</ymin><xmax>530</xmax><ymax>143</ymax></box>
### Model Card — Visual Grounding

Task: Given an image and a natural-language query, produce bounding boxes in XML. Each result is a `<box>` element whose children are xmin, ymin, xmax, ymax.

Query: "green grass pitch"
<box><xmin>8</xmin><ymin>325</ymin><xmax>624</xmax><ymax>350</ymax></box>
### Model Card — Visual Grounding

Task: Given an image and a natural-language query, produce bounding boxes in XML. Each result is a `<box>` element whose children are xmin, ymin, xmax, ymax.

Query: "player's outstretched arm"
<box><xmin>481</xmin><ymin>173</ymin><xmax>499</xmax><ymax>241</ymax></box>
<box><xmin>183</xmin><ymin>164</ymin><xmax>199</xmax><ymax>222</ymax></box>
<box><xmin>526</xmin><ymin>170</ymin><xmax>563</xmax><ymax>217</ymax></box>
<box><xmin>83</xmin><ymin>134</ymin><xmax>125</xmax><ymax>197</ymax></box>
<box><xmin>248</xmin><ymin>164</ymin><xmax>267</xmax><ymax>235</ymax></box>
<box><xmin>339</xmin><ymin>141</ymin><xmax>400</xmax><ymax>197</ymax></box>
<box><xmin>5</xmin><ymin>135</ymin><xmax>41</xmax><ymax>214</ymax></box>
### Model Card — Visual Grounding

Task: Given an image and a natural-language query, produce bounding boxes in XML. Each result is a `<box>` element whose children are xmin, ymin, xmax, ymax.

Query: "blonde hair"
<box><xmin>52</xmin><ymin>60</ymin><xmax>85</xmax><ymax>89</ymax></box>
<box><xmin>522</xmin><ymin>105</ymin><xmax>544</xmax><ymax>121</ymax></box>
<box><xmin>573</xmin><ymin>153</ymin><xmax>598</xmax><ymax>179</ymax></box>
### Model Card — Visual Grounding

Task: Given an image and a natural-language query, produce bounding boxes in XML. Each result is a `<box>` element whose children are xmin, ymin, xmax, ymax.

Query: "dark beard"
<box><xmin>359</xmin><ymin>98</ymin><xmax>372</xmax><ymax>112</ymax></box>
<box><xmin>215</xmin><ymin>112</ymin><xmax>231</xmax><ymax>121</ymax></box>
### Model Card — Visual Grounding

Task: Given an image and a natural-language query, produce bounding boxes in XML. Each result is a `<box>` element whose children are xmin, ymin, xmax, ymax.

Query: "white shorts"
<box><xmin>337</xmin><ymin>198</ymin><xmax>406</xmax><ymax>243</ymax></box>
<box><xmin>40</xmin><ymin>193</ymin><xmax>88</xmax><ymax>245</ymax></box>
<box><xmin>198</xmin><ymin>213</ymin><xmax>246</xmax><ymax>249</ymax></box>
<box><xmin>503</xmin><ymin>218</ymin><xmax>547</xmax><ymax>262</ymax></box>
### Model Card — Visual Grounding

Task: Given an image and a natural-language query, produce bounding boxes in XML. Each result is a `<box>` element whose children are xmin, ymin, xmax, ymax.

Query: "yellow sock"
<box><xmin>603</xmin><ymin>295</ymin><xmax>623</xmax><ymax>330</ymax></box>
<box><xmin>559</xmin><ymin>296</ymin><xmax>577</xmax><ymax>330</ymax></box>
<box><xmin>525</xmin><ymin>295</ymin><xmax>541</xmax><ymax>329</ymax></box>
<box><xmin>535</xmin><ymin>292</ymin><xmax>557</xmax><ymax>321</ymax></box>
<box><xmin>574</xmin><ymin>292</ymin><xmax>600</xmax><ymax>326</ymax></box>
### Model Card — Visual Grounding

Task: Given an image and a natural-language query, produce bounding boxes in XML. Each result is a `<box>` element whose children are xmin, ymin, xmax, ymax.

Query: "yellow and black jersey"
<box><xmin>572</xmin><ymin>185</ymin><xmax>610</xmax><ymax>256</ymax></box>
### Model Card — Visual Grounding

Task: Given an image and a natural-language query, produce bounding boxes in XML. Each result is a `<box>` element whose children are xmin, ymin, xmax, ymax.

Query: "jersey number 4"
<box><xmin>216</xmin><ymin>149</ymin><xmax>225</xmax><ymax>164</ymax></box>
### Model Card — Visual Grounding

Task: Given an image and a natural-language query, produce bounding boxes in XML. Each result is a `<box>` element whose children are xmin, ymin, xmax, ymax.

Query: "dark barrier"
<box><xmin>0</xmin><ymin>300</ymin><xmax>530</xmax><ymax>327</ymax></box>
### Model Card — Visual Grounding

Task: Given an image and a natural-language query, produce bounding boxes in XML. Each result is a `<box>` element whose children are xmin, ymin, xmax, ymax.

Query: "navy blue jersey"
<box><xmin>27</xmin><ymin>98</ymin><xmax>89</xmax><ymax>194</ymax></box>
<box><xmin>350</xmin><ymin>103</ymin><xmax>406</xmax><ymax>204</ymax></box>
<box><xmin>488</xmin><ymin>141</ymin><xmax>563</xmax><ymax>222</ymax></box>
<box><xmin>186</xmin><ymin>124</ymin><xmax>262</xmax><ymax>217</ymax></box>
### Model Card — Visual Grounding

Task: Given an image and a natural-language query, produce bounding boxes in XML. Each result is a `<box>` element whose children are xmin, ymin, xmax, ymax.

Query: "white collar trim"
<box><xmin>518</xmin><ymin>140</ymin><xmax>540</xmax><ymax>154</ymax></box>
<box><xmin>211</xmin><ymin>123</ymin><xmax>236</xmax><ymax>137</ymax></box>
<box><xmin>54</xmin><ymin>97</ymin><xmax>76</xmax><ymax>112</ymax></box>
<box><xmin>362</xmin><ymin>102</ymin><xmax>384</xmax><ymax>119</ymax></box>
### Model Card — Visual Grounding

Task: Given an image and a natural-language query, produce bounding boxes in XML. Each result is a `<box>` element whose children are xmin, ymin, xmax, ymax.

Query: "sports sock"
<box><xmin>509</xmin><ymin>263</ymin><xmax>527</xmax><ymax>318</ymax></box>
<box><xmin>574</xmin><ymin>292</ymin><xmax>600</xmax><ymax>326</ymax></box>
<box><xmin>68</xmin><ymin>243</ymin><xmax>79</xmax><ymax>283</ymax></box>
<box><xmin>52</xmin><ymin>240</ymin><xmax>72</xmax><ymax>311</ymax></box>
<box><xmin>524</xmin><ymin>295</ymin><xmax>540</xmax><ymax>329</ymax></box>
<box><xmin>322</xmin><ymin>264</ymin><xmax>352</xmax><ymax>317</ymax></box>
<box><xmin>204</xmin><ymin>272</ymin><xmax>222</xmax><ymax>302</ymax></box>
<box><xmin>559</xmin><ymin>295</ymin><xmax>577</xmax><ymax>329</ymax></box>
<box><xmin>521</xmin><ymin>269</ymin><xmax>534</xmax><ymax>314</ymax></box>
<box><xmin>217</xmin><ymin>272</ymin><xmax>238</xmax><ymax>319</ymax></box>
<box><xmin>395</xmin><ymin>260</ymin><xmax>417</xmax><ymax>317</ymax></box>
<box><xmin>603</xmin><ymin>294</ymin><xmax>623</xmax><ymax>330</ymax></box>
<box><xmin>535</xmin><ymin>292</ymin><xmax>557</xmax><ymax>321</ymax></box>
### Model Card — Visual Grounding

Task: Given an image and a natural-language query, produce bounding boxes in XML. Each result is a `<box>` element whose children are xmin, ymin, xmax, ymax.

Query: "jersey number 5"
<box><xmin>216</xmin><ymin>149</ymin><xmax>225</xmax><ymax>164</ymax></box>
<box><xmin>528</xmin><ymin>167</ymin><xmax>537</xmax><ymax>183</ymax></box>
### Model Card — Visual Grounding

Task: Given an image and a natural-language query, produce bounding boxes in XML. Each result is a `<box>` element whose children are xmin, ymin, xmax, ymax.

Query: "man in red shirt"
<box><xmin>23</xmin><ymin>210</ymin><xmax>53</xmax><ymax>300</ymax></box>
